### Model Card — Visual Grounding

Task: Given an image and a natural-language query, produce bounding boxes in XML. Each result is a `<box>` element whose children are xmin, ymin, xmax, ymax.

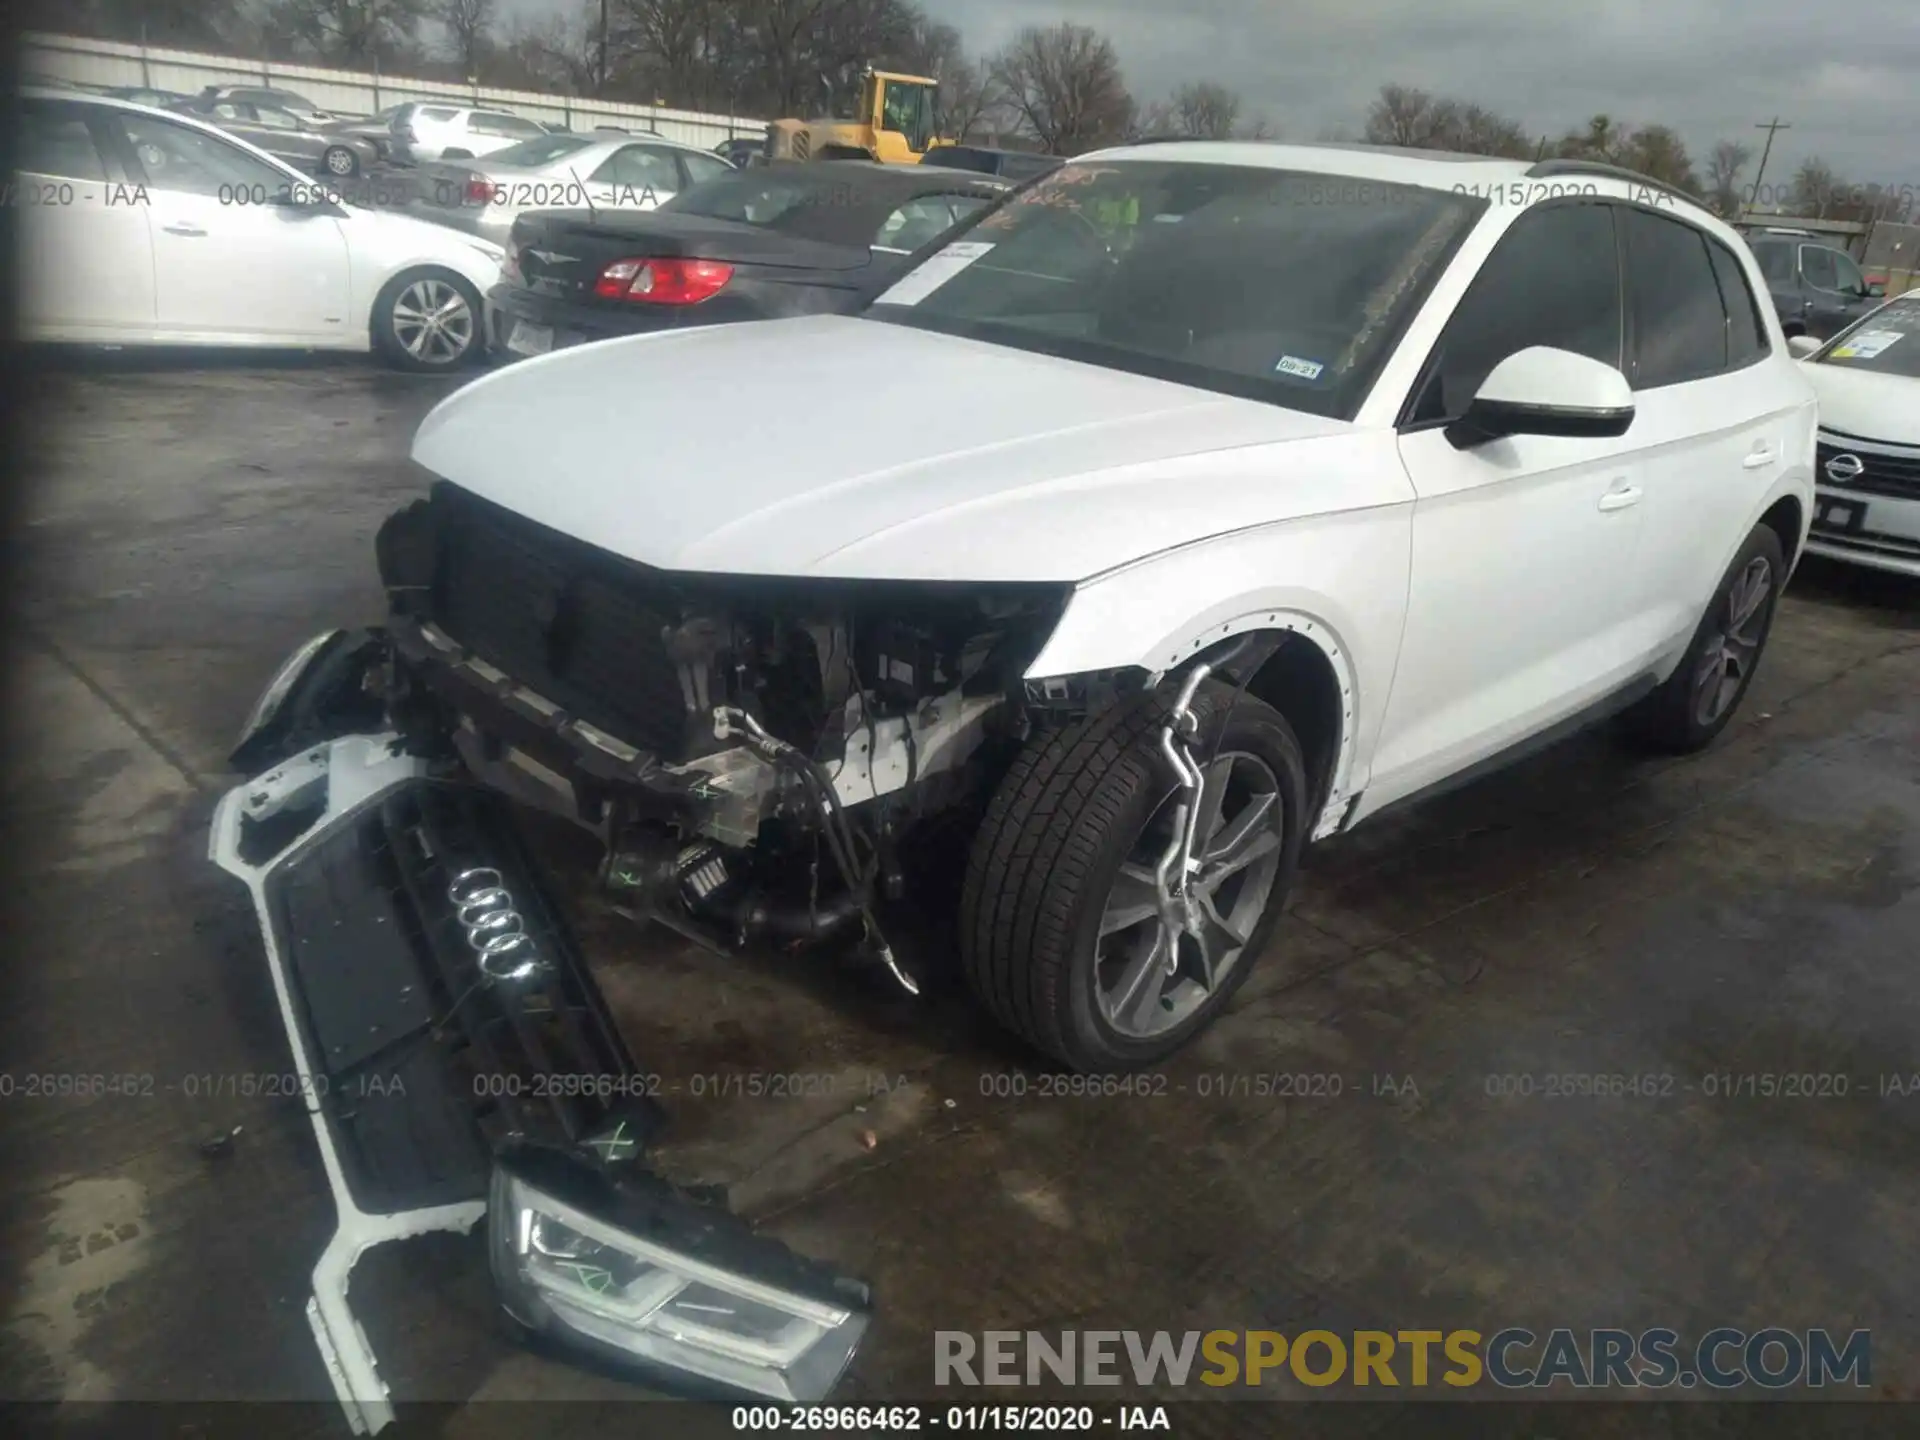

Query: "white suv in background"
<box><xmin>390</xmin><ymin>104</ymin><xmax>548</xmax><ymax>162</ymax></box>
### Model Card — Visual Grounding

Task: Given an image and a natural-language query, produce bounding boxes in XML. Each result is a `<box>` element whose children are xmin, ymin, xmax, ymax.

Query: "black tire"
<box><xmin>371</xmin><ymin>268</ymin><xmax>483</xmax><ymax>372</ymax></box>
<box><xmin>960</xmin><ymin>682</ymin><xmax>1307</xmax><ymax>1071</ymax></box>
<box><xmin>322</xmin><ymin>145</ymin><xmax>360</xmax><ymax>179</ymax></box>
<box><xmin>1620</xmin><ymin>522</ymin><xmax>1786</xmax><ymax>754</ymax></box>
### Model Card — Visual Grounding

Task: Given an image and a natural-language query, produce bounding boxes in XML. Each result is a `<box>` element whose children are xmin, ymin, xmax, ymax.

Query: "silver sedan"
<box><xmin>406</xmin><ymin>132</ymin><xmax>738</xmax><ymax>245</ymax></box>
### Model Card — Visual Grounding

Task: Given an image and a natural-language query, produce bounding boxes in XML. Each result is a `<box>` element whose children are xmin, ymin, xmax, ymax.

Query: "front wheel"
<box><xmin>373</xmin><ymin>269</ymin><xmax>482</xmax><ymax>372</ymax></box>
<box><xmin>1620</xmin><ymin>522</ymin><xmax>1785</xmax><ymax>754</ymax></box>
<box><xmin>960</xmin><ymin>683</ymin><xmax>1307</xmax><ymax>1071</ymax></box>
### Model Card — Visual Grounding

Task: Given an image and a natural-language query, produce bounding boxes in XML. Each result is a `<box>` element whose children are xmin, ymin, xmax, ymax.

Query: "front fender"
<box><xmin>1025</xmin><ymin>505</ymin><xmax>1413</xmax><ymax>835</ymax></box>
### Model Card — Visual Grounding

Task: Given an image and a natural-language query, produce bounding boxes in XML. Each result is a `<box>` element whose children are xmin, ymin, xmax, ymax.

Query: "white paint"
<box><xmin>19</xmin><ymin>90</ymin><xmax>501</xmax><ymax>353</ymax></box>
<box><xmin>210</xmin><ymin>739</ymin><xmax>486</xmax><ymax>1435</ymax></box>
<box><xmin>407</xmin><ymin>144</ymin><xmax>1816</xmax><ymax>843</ymax></box>
<box><xmin>5</xmin><ymin>1176</ymin><xmax>154</xmax><ymax>1403</ymax></box>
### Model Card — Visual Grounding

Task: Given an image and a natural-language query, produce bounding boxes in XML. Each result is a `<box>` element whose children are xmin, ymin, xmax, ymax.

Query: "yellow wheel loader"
<box><xmin>767</xmin><ymin>68</ymin><xmax>945</xmax><ymax>164</ymax></box>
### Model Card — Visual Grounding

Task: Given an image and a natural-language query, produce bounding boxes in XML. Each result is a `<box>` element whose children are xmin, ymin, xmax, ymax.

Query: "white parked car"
<box><xmin>404</xmin><ymin>130</ymin><xmax>735</xmax><ymax>245</ymax></box>
<box><xmin>1790</xmin><ymin>294</ymin><xmax>1920</xmax><ymax>577</ymax></box>
<box><xmin>388</xmin><ymin>103</ymin><xmax>547</xmax><ymax>162</ymax></box>
<box><xmin>215</xmin><ymin>138</ymin><xmax>1817</xmax><ymax>1430</ymax></box>
<box><xmin>16</xmin><ymin>90</ymin><xmax>503</xmax><ymax>370</ymax></box>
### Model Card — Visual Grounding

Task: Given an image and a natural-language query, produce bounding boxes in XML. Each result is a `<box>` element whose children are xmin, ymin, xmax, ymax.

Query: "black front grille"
<box><xmin>264</xmin><ymin>779</ymin><xmax>649</xmax><ymax>1214</ymax></box>
<box><xmin>431</xmin><ymin>485</ymin><xmax>691</xmax><ymax>757</ymax></box>
<box><xmin>1819</xmin><ymin>440</ymin><xmax>1920</xmax><ymax>501</ymax></box>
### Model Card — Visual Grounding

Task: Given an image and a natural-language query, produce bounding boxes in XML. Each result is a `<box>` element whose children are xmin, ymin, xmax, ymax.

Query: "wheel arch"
<box><xmin>1757</xmin><ymin>490</ymin><xmax>1806</xmax><ymax>573</ymax></box>
<box><xmin>1031</xmin><ymin>607</ymin><xmax>1362</xmax><ymax>841</ymax></box>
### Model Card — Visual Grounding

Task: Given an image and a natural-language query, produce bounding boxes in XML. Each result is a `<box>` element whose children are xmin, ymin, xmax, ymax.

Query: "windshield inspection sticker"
<box><xmin>874</xmin><ymin>240</ymin><xmax>996</xmax><ymax>306</ymax></box>
<box><xmin>1831</xmin><ymin>330</ymin><xmax>1905</xmax><ymax>360</ymax></box>
<box><xmin>1274</xmin><ymin>354</ymin><xmax>1327</xmax><ymax>381</ymax></box>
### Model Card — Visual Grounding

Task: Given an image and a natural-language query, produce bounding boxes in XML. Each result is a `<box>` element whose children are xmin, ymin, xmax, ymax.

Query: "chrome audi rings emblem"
<box><xmin>447</xmin><ymin>867</ymin><xmax>544</xmax><ymax>983</ymax></box>
<box><xmin>1824</xmin><ymin>452</ymin><xmax>1865</xmax><ymax>484</ymax></box>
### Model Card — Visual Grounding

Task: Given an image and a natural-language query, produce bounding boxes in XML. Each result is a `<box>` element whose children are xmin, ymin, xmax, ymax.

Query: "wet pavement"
<box><xmin>3</xmin><ymin>355</ymin><xmax>1919</xmax><ymax>1436</ymax></box>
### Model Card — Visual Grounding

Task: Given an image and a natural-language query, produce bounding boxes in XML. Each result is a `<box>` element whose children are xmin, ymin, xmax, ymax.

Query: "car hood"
<box><xmin>1802</xmin><ymin>363</ymin><xmax>1920</xmax><ymax>446</ymax></box>
<box><xmin>411</xmin><ymin>315</ymin><xmax>1387</xmax><ymax>583</ymax></box>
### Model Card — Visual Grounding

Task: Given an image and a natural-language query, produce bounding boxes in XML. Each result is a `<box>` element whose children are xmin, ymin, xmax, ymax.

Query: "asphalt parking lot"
<box><xmin>3</xmin><ymin>353</ymin><xmax>1918</xmax><ymax>1436</ymax></box>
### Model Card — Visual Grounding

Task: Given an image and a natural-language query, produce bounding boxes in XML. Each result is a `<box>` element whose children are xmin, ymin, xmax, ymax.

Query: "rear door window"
<box><xmin>677</xmin><ymin>151</ymin><xmax>734</xmax><ymax>189</ymax></box>
<box><xmin>1622</xmin><ymin>207</ymin><xmax>1729</xmax><ymax>388</ymax></box>
<box><xmin>1706</xmin><ymin>239</ymin><xmax>1769</xmax><ymax>366</ymax></box>
<box><xmin>472</xmin><ymin>112</ymin><xmax>542</xmax><ymax>138</ymax></box>
<box><xmin>20</xmin><ymin>100</ymin><xmax>110</xmax><ymax>180</ymax></box>
<box><xmin>590</xmin><ymin>144</ymin><xmax>681</xmax><ymax>191</ymax></box>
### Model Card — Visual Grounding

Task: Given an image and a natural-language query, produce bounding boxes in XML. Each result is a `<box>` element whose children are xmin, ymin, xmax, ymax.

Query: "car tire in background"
<box><xmin>372</xmin><ymin>268</ymin><xmax>484</xmax><ymax>372</ymax></box>
<box><xmin>1620</xmin><ymin>521</ymin><xmax>1787</xmax><ymax>754</ymax></box>
<box><xmin>960</xmin><ymin>682</ymin><xmax>1306</xmax><ymax>1072</ymax></box>
<box><xmin>322</xmin><ymin>145</ymin><xmax>360</xmax><ymax>178</ymax></box>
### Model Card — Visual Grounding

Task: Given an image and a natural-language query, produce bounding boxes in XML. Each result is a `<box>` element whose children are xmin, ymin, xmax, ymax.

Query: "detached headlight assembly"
<box><xmin>488</xmin><ymin>1158</ymin><xmax>870</xmax><ymax>1402</ymax></box>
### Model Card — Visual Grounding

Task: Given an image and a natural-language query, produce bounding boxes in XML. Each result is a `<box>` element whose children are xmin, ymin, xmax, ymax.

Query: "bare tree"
<box><xmin>1170</xmin><ymin>80</ymin><xmax>1240</xmax><ymax>140</ymax></box>
<box><xmin>991</xmin><ymin>22</ymin><xmax>1134</xmax><ymax>154</ymax></box>
<box><xmin>1557</xmin><ymin>113</ymin><xmax>1627</xmax><ymax>164</ymax></box>
<box><xmin>1705</xmin><ymin>139</ymin><xmax>1752</xmax><ymax>218</ymax></box>
<box><xmin>53</xmin><ymin>0</ymin><xmax>248</xmax><ymax>50</ymax></box>
<box><xmin>1616</xmin><ymin>124</ymin><xmax>1700</xmax><ymax>193</ymax></box>
<box><xmin>1361</xmin><ymin>85</ymin><xmax>1526</xmax><ymax>157</ymax></box>
<box><xmin>1364</xmin><ymin>84</ymin><xmax>1437</xmax><ymax>146</ymax></box>
<box><xmin>434</xmin><ymin>0</ymin><xmax>494</xmax><ymax>77</ymax></box>
<box><xmin>1239</xmin><ymin>113</ymin><xmax>1279</xmax><ymax>141</ymax></box>
<box><xmin>497</xmin><ymin>5</ymin><xmax>600</xmax><ymax>93</ymax></box>
<box><xmin>1791</xmin><ymin>156</ymin><xmax>1842</xmax><ymax>217</ymax></box>
<box><xmin>894</xmin><ymin>15</ymin><xmax>1001</xmax><ymax>140</ymax></box>
<box><xmin>266</xmin><ymin>0</ymin><xmax>430</xmax><ymax>65</ymax></box>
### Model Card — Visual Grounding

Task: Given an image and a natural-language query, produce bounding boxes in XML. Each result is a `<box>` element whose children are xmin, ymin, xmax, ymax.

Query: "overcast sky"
<box><xmin>502</xmin><ymin>0</ymin><xmax>1917</xmax><ymax>189</ymax></box>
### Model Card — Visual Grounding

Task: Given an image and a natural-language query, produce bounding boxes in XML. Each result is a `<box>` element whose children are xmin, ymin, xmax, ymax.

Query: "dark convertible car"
<box><xmin>484</xmin><ymin>161</ymin><xmax>1007</xmax><ymax>359</ymax></box>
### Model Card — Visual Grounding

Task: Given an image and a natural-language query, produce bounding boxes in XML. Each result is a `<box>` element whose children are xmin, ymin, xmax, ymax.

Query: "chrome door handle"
<box><xmin>1597</xmin><ymin>485</ymin><xmax>1643</xmax><ymax>512</ymax></box>
<box><xmin>162</xmin><ymin>223</ymin><xmax>207</xmax><ymax>237</ymax></box>
<box><xmin>1742</xmin><ymin>446</ymin><xmax>1778</xmax><ymax>470</ymax></box>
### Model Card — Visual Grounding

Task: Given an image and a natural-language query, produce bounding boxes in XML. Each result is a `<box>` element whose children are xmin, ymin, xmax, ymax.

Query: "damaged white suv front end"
<box><xmin>212</xmin><ymin>143</ymin><xmax>1814</xmax><ymax>1428</ymax></box>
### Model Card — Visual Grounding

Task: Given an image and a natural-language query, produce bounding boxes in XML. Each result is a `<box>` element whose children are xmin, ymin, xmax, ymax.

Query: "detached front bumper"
<box><xmin>209</xmin><ymin>734</ymin><xmax>870</xmax><ymax>1433</ymax></box>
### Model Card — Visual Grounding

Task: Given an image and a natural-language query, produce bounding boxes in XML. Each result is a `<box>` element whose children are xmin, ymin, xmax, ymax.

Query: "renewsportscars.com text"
<box><xmin>935</xmin><ymin>1328</ymin><xmax>1871</xmax><ymax>1390</ymax></box>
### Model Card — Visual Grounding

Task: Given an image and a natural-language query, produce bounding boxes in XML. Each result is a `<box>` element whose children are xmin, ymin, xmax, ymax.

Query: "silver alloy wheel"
<box><xmin>324</xmin><ymin>146</ymin><xmax>356</xmax><ymax>176</ymax></box>
<box><xmin>1692</xmin><ymin>554</ymin><xmax>1773</xmax><ymax>726</ymax></box>
<box><xmin>390</xmin><ymin>278</ymin><xmax>474</xmax><ymax>366</ymax></box>
<box><xmin>1094</xmin><ymin>751</ymin><xmax>1286</xmax><ymax>1038</ymax></box>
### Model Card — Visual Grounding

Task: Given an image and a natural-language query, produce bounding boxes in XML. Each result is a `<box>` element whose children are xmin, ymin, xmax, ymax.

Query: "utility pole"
<box><xmin>597</xmin><ymin>0</ymin><xmax>609</xmax><ymax>96</ymax></box>
<box><xmin>1750</xmin><ymin>116</ymin><xmax>1791</xmax><ymax>217</ymax></box>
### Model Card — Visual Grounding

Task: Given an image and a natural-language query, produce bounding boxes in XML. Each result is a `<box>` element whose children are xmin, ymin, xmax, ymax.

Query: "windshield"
<box><xmin>487</xmin><ymin>134</ymin><xmax>594</xmax><ymax>168</ymax></box>
<box><xmin>865</xmin><ymin>160</ymin><xmax>1484</xmax><ymax>419</ymax></box>
<box><xmin>1818</xmin><ymin>296</ymin><xmax>1920</xmax><ymax>378</ymax></box>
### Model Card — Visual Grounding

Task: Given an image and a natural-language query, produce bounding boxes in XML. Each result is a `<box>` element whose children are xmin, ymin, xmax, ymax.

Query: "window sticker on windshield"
<box><xmin>1830</xmin><ymin>330</ymin><xmax>1905</xmax><ymax>361</ymax></box>
<box><xmin>873</xmin><ymin>240</ymin><xmax>995</xmax><ymax>306</ymax></box>
<box><xmin>1274</xmin><ymin>355</ymin><xmax>1327</xmax><ymax>381</ymax></box>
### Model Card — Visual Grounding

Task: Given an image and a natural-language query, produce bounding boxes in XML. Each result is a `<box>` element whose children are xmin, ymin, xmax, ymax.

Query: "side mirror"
<box><xmin>1446</xmin><ymin>346</ymin><xmax>1635</xmax><ymax>449</ymax></box>
<box><xmin>1787</xmin><ymin>334</ymin><xmax>1823</xmax><ymax>359</ymax></box>
<box><xmin>1866</xmin><ymin>282</ymin><xmax>1887</xmax><ymax>298</ymax></box>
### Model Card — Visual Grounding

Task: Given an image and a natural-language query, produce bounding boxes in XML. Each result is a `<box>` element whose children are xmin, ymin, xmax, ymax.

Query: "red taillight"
<box><xmin>464</xmin><ymin>175</ymin><xmax>495</xmax><ymax>204</ymax></box>
<box><xmin>592</xmin><ymin>257</ymin><xmax>734</xmax><ymax>305</ymax></box>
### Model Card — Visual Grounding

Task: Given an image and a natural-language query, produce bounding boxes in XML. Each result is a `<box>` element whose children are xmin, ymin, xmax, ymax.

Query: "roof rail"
<box><xmin>1524</xmin><ymin>158</ymin><xmax>1699</xmax><ymax>206</ymax></box>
